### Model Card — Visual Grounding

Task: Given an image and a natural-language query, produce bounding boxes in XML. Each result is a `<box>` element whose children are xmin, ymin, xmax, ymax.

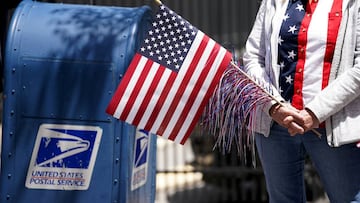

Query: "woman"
<box><xmin>243</xmin><ymin>0</ymin><xmax>360</xmax><ymax>202</ymax></box>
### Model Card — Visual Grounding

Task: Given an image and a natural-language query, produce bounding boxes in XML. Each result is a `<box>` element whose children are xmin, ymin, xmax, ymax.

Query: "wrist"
<box><xmin>269</xmin><ymin>103</ymin><xmax>281</xmax><ymax>116</ymax></box>
<box><xmin>305</xmin><ymin>108</ymin><xmax>320</xmax><ymax>124</ymax></box>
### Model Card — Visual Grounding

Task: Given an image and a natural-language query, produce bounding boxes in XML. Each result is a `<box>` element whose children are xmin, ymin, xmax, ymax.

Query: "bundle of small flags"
<box><xmin>202</xmin><ymin>62</ymin><xmax>273</xmax><ymax>159</ymax></box>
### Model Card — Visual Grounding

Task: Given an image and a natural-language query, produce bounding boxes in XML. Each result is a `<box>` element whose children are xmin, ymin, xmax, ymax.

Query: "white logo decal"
<box><xmin>26</xmin><ymin>124</ymin><xmax>102</xmax><ymax>190</ymax></box>
<box><xmin>131</xmin><ymin>129</ymin><xmax>150</xmax><ymax>191</ymax></box>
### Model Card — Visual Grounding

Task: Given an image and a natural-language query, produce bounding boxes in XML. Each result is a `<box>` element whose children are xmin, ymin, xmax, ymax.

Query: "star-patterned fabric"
<box><xmin>277</xmin><ymin>0</ymin><xmax>342</xmax><ymax>109</ymax></box>
<box><xmin>278</xmin><ymin>0</ymin><xmax>306</xmax><ymax>103</ymax></box>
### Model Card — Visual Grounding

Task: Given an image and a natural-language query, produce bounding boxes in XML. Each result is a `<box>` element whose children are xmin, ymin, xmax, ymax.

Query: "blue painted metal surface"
<box><xmin>1</xmin><ymin>1</ymin><xmax>156</xmax><ymax>202</ymax></box>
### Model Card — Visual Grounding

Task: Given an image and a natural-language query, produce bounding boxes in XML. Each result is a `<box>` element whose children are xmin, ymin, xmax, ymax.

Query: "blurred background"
<box><xmin>1</xmin><ymin>0</ymin><xmax>329</xmax><ymax>202</ymax></box>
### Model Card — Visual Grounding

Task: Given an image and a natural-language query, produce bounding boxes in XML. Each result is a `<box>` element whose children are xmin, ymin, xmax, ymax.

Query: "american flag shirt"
<box><xmin>278</xmin><ymin>0</ymin><xmax>342</xmax><ymax>110</ymax></box>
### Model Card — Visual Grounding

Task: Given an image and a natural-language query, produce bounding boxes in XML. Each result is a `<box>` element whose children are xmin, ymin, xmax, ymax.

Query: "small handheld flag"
<box><xmin>106</xmin><ymin>2</ymin><xmax>232</xmax><ymax>144</ymax></box>
<box><xmin>202</xmin><ymin>62</ymin><xmax>273</xmax><ymax>156</ymax></box>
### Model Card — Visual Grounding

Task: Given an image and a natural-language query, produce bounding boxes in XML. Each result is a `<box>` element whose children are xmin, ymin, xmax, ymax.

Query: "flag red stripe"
<box><xmin>106</xmin><ymin>53</ymin><xmax>142</xmax><ymax>116</ymax></box>
<box><xmin>132</xmin><ymin>66</ymin><xmax>166</xmax><ymax>126</ymax></box>
<box><xmin>180</xmin><ymin>50</ymin><xmax>232</xmax><ymax>144</ymax></box>
<box><xmin>120</xmin><ymin>59</ymin><xmax>154</xmax><ymax>121</ymax></box>
<box><xmin>143</xmin><ymin>69</ymin><xmax>177</xmax><ymax>131</ymax></box>
<box><xmin>156</xmin><ymin>35</ymin><xmax>210</xmax><ymax>136</ymax></box>
<box><xmin>168</xmin><ymin>42</ymin><xmax>221</xmax><ymax>140</ymax></box>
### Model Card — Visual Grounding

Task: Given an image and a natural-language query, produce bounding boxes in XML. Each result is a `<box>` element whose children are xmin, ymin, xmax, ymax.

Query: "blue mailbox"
<box><xmin>0</xmin><ymin>1</ymin><xmax>156</xmax><ymax>202</ymax></box>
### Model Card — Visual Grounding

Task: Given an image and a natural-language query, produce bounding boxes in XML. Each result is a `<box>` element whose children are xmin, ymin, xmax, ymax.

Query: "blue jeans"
<box><xmin>256</xmin><ymin>123</ymin><xmax>360</xmax><ymax>203</ymax></box>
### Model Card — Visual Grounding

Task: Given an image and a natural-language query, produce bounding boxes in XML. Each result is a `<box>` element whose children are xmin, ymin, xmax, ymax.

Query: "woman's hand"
<box><xmin>298</xmin><ymin>108</ymin><xmax>320</xmax><ymax>131</ymax></box>
<box><xmin>269</xmin><ymin>103</ymin><xmax>305</xmax><ymax>136</ymax></box>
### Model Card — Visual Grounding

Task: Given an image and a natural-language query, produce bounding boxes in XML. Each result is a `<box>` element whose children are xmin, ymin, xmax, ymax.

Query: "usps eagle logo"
<box><xmin>26</xmin><ymin>124</ymin><xmax>102</xmax><ymax>190</ymax></box>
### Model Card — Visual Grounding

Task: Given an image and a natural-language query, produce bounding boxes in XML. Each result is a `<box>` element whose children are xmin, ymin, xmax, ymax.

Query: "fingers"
<box><xmin>270</xmin><ymin>103</ymin><xmax>306</xmax><ymax>136</ymax></box>
<box><xmin>283</xmin><ymin>115</ymin><xmax>305</xmax><ymax>136</ymax></box>
<box><xmin>288</xmin><ymin>121</ymin><xmax>305</xmax><ymax>136</ymax></box>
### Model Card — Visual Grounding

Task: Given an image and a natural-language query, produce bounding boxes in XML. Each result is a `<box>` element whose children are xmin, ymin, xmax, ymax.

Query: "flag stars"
<box><xmin>278</xmin><ymin>36</ymin><xmax>284</xmax><ymax>45</ymax></box>
<box><xmin>288</xmin><ymin>50</ymin><xmax>296</xmax><ymax>60</ymax></box>
<box><xmin>285</xmin><ymin>75</ymin><xmax>293</xmax><ymax>84</ymax></box>
<box><xmin>140</xmin><ymin>5</ymin><xmax>198</xmax><ymax>70</ymax></box>
<box><xmin>277</xmin><ymin>1</ymin><xmax>306</xmax><ymax>102</ymax></box>
<box><xmin>283</xmin><ymin>13</ymin><xmax>290</xmax><ymax>21</ymax></box>
<box><xmin>288</xmin><ymin>25</ymin><xmax>297</xmax><ymax>34</ymax></box>
<box><xmin>279</xmin><ymin>61</ymin><xmax>285</xmax><ymax>70</ymax></box>
<box><xmin>279</xmin><ymin>87</ymin><xmax>284</xmax><ymax>94</ymax></box>
<box><xmin>295</xmin><ymin>4</ymin><xmax>304</xmax><ymax>12</ymax></box>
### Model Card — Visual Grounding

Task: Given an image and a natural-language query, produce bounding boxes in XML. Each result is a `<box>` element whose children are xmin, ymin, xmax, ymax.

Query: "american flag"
<box><xmin>106</xmin><ymin>4</ymin><xmax>232</xmax><ymax>144</ymax></box>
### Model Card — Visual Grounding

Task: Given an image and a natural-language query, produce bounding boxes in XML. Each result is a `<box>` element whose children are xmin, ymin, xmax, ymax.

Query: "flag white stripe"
<box><xmin>125</xmin><ymin>62</ymin><xmax>160</xmax><ymax>123</ymax></box>
<box><xmin>113</xmin><ymin>57</ymin><xmax>148</xmax><ymax>118</ymax></box>
<box><xmin>162</xmin><ymin>39</ymin><xmax>216</xmax><ymax>138</ymax></box>
<box><xmin>174</xmin><ymin>46</ymin><xmax>228</xmax><ymax>143</ymax></box>
<box><xmin>138</xmin><ymin>68</ymin><xmax>172</xmax><ymax>128</ymax></box>
<box><xmin>150</xmin><ymin>32</ymin><xmax>205</xmax><ymax>135</ymax></box>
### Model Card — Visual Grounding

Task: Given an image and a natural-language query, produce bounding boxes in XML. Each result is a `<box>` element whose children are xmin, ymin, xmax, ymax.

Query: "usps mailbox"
<box><xmin>0</xmin><ymin>1</ymin><xmax>156</xmax><ymax>203</ymax></box>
